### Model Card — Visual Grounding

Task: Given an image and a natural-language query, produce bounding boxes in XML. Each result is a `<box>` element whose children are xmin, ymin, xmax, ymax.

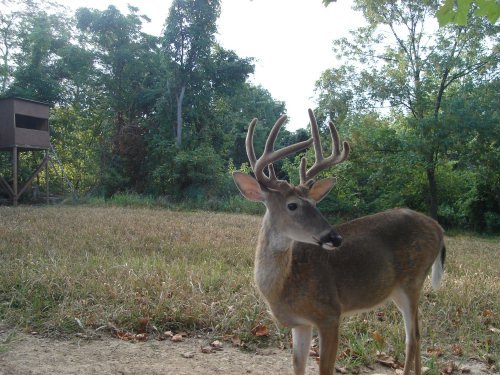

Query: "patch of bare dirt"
<box><xmin>0</xmin><ymin>330</ymin><xmax>492</xmax><ymax>375</ymax></box>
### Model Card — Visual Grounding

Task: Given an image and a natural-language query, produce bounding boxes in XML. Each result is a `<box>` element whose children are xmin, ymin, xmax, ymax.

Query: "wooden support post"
<box><xmin>12</xmin><ymin>146</ymin><xmax>17</xmax><ymax>206</ymax></box>
<box><xmin>17</xmin><ymin>154</ymin><xmax>49</xmax><ymax>199</ymax></box>
<box><xmin>45</xmin><ymin>150</ymin><xmax>49</xmax><ymax>203</ymax></box>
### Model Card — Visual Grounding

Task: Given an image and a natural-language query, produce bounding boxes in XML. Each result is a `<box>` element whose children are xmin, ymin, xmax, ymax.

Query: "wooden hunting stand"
<box><xmin>0</xmin><ymin>97</ymin><xmax>50</xmax><ymax>205</ymax></box>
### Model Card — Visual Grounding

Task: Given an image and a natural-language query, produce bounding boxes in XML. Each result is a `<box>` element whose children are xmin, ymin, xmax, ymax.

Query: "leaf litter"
<box><xmin>0</xmin><ymin>330</ymin><xmax>495</xmax><ymax>375</ymax></box>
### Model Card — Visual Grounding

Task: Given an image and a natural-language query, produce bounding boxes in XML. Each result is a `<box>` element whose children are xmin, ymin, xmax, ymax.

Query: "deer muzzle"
<box><xmin>319</xmin><ymin>229</ymin><xmax>343</xmax><ymax>249</ymax></box>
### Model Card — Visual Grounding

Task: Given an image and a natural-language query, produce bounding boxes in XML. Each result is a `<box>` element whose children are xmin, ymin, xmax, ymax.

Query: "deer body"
<box><xmin>256</xmin><ymin>208</ymin><xmax>443</xmax><ymax>322</ymax></box>
<box><xmin>233</xmin><ymin>110</ymin><xmax>445</xmax><ymax>375</ymax></box>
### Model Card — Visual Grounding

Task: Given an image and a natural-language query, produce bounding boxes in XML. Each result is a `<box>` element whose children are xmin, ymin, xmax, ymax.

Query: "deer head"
<box><xmin>233</xmin><ymin>109</ymin><xmax>350</xmax><ymax>249</ymax></box>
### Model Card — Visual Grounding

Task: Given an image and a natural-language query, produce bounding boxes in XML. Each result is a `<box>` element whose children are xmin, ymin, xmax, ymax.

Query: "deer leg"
<box><xmin>318</xmin><ymin>319</ymin><xmax>340</xmax><ymax>375</ymax></box>
<box><xmin>392</xmin><ymin>288</ymin><xmax>422</xmax><ymax>375</ymax></box>
<box><xmin>292</xmin><ymin>325</ymin><xmax>313</xmax><ymax>375</ymax></box>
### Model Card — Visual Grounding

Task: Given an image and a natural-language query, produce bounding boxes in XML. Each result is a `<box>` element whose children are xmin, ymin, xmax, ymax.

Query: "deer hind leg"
<box><xmin>317</xmin><ymin>319</ymin><xmax>340</xmax><ymax>375</ymax></box>
<box><xmin>292</xmin><ymin>325</ymin><xmax>312</xmax><ymax>375</ymax></box>
<box><xmin>392</xmin><ymin>288</ymin><xmax>422</xmax><ymax>375</ymax></box>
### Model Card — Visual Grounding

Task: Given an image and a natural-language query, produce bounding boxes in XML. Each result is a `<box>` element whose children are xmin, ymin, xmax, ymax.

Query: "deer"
<box><xmin>232</xmin><ymin>109</ymin><xmax>446</xmax><ymax>375</ymax></box>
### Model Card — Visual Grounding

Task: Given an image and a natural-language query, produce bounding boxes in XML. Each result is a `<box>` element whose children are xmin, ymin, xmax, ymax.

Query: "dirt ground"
<box><xmin>0</xmin><ymin>330</ymin><xmax>492</xmax><ymax>375</ymax></box>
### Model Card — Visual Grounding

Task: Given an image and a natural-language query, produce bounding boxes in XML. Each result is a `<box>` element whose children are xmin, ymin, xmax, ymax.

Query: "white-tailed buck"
<box><xmin>233</xmin><ymin>109</ymin><xmax>445</xmax><ymax>375</ymax></box>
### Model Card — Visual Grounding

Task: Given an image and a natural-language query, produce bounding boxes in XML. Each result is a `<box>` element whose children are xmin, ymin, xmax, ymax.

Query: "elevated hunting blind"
<box><xmin>0</xmin><ymin>97</ymin><xmax>51</xmax><ymax>205</ymax></box>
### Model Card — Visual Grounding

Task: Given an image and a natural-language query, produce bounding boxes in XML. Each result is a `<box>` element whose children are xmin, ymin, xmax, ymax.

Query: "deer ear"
<box><xmin>309</xmin><ymin>177</ymin><xmax>336</xmax><ymax>203</ymax></box>
<box><xmin>232</xmin><ymin>172</ymin><xmax>266</xmax><ymax>202</ymax></box>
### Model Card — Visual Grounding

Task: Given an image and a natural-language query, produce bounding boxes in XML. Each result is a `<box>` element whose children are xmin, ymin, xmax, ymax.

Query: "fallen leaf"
<box><xmin>442</xmin><ymin>361</ymin><xmax>458</xmax><ymax>374</ymax></box>
<box><xmin>372</xmin><ymin>330</ymin><xmax>385</xmax><ymax>345</ymax></box>
<box><xmin>181</xmin><ymin>351</ymin><xmax>195</xmax><ymax>358</ymax></box>
<box><xmin>427</xmin><ymin>346</ymin><xmax>444</xmax><ymax>357</ymax></box>
<box><xmin>210</xmin><ymin>340</ymin><xmax>223</xmax><ymax>350</ymax></box>
<box><xmin>158</xmin><ymin>331</ymin><xmax>173</xmax><ymax>341</ymax></box>
<box><xmin>116</xmin><ymin>331</ymin><xmax>135</xmax><ymax>341</ymax></box>
<box><xmin>230</xmin><ymin>335</ymin><xmax>241</xmax><ymax>347</ymax></box>
<box><xmin>200</xmin><ymin>346</ymin><xmax>214</xmax><ymax>354</ymax></box>
<box><xmin>335</xmin><ymin>366</ymin><xmax>348</xmax><ymax>374</ymax></box>
<box><xmin>375</xmin><ymin>351</ymin><xmax>402</xmax><ymax>369</ymax></box>
<box><xmin>482</xmin><ymin>309</ymin><xmax>494</xmax><ymax>318</ymax></box>
<box><xmin>452</xmin><ymin>343</ymin><xmax>463</xmax><ymax>356</ymax></box>
<box><xmin>135</xmin><ymin>333</ymin><xmax>148</xmax><ymax>341</ymax></box>
<box><xmin>480</xmin><ymin>309</ymin><xmax>495</xmax><ymax>325</ymax></box>
<box><xmin>461</xmin><ymin>368</ymin><xmax>471</xmax><ymax>373</ymax></box>
<box><xmin>137</xmin><ymin>317</ymin><xmax>149</xmax><ymax>326</ymax></box>
<box><xmin>171</xmin><ymin>334</ymin><xmax>184</xmax><ymax>342</ymax></box>
<box><xmin>488</xmin><ymin>326</ymin><xmax>500</xmax><ymax>334</ymax></box>
<box><xmin>251</xmin><ymin>323</ymin><xmax>269</xmax><ymax>337</ymax></box>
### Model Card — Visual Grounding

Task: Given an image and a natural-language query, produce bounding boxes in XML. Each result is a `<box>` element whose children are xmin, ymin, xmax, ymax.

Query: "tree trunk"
<box><xmin>175</xmin><ymin>85</ymin><xmax>186</xmax><ymax>147</ymax></box>
<box><xmin>426</xmin><ymin>166</ymin><xmax>438</xmax><ymax>221</ymax></box>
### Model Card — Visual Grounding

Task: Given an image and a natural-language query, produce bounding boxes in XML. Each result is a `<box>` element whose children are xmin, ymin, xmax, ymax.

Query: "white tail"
<box><xmin>432</xmin><ymin>245</ymin><xmax>446</xmax><ymax>290</ymax></box>
<box><xmin>233</xmin><ymin>109</ymin><xmax>445</xmax><ymax>375</ymax></box>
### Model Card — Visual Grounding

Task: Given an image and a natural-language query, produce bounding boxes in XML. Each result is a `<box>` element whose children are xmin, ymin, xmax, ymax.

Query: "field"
<box><xmin>0</xmin><ymin>205</ymin><xmax>498</xmax><ymax>373</ymax></box>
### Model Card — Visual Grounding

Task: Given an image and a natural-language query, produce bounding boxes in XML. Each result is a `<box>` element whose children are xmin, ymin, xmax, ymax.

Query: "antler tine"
<box><xmin>246</xmin><ymin>115</ymin><xmax>313</xmax><ymax>190</ymax></box>
<box><xmin>300</xmin><ymin>109</ymin><xmax>350</xmax><ymax>184</ymax></box>
<box><xmin>246</xmin><ymin>118</ymin><xmax>258</xmax><ymax>171</ymax></box>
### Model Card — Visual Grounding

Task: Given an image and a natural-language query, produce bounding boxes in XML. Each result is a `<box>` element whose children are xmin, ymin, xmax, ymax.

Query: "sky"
<box><xmin>58</xmin><ymin>0</ymin><xmax>366</xmax><ymax>130</ymax></box>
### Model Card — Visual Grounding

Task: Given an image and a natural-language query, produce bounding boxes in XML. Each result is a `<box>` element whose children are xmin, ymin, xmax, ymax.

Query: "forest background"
<box><xmin>0</xmin><ymin>0</ymin><xmax>498</xmax><ymax>233</ymax></box>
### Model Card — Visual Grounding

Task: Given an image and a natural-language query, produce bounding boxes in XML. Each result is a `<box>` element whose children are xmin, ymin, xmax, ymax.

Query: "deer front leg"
<box><xmin>318</xmin><ymin>319</ymin><xmax>340</xmax><ymax>375</ymax></box>
<box><xmin>292</xmin><ymin>325</ymin><xmax>313</xmax><ymax>375</ymax></box>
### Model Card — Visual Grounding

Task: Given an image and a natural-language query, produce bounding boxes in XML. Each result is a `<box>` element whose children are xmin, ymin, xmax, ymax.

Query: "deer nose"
<box><xmin>319</xmin><ymin>230</ymin><xmax>343</xmax><ymax>248</ymax></box>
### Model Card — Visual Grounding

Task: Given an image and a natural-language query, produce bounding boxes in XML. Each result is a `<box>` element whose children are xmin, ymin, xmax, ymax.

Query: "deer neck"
<box><xmin>254</xmin><ymin>212</ymin><xmax>293</xmax><ymax>301</ymax></box>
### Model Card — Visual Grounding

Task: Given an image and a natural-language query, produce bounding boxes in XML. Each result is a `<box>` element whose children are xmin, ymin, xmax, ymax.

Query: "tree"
<box><xmin>161</xmin><ymin>0</ymin><xmax>221</xmax><ymax>147</ymax></box>
<box><xmin>319</xmin><ymin>0</ymin><xmax>499</xmax><ymax>219</ymax></box>
<box><xmin>0</xmin><ymin>0</ymin><xmax>18</xmax><ymax>93</ymax></box>
<box><xmin>6</xmin><ymin>4</ymin><xmax>73</xmax><ymax>104</ymax></box>
<box><xmin>75</xmin><ymin>5</ymin><xmax>162</xmax><ymax>194</ymax></box>
<box><xmin>322</xmin><ymin>0</ymin><xmax>500</xmax><ymax>26</ymax></box>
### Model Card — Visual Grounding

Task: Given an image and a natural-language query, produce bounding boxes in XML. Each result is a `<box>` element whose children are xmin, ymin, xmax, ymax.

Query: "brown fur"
<box><xmin>233</xmin><ymin>110</ymin><xmax>445</xmax><ymax>375</ymax></box>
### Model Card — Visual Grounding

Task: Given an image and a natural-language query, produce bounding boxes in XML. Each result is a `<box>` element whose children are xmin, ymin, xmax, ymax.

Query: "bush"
<box><xmin>485</xmin><ymin>212</ymin><xmax>500</xmax><ymax>233</ymax></box>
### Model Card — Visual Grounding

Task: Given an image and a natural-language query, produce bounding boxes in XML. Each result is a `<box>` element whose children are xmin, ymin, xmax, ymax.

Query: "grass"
<box><xmin>82</xmin><ymin>192</ymin><xmax>265</xmax><ymax>215</ymax></box>
<box><xmin>0</xmin><ymin>205</ymin><xmax>498</xmax><ymax>372</ymax></box>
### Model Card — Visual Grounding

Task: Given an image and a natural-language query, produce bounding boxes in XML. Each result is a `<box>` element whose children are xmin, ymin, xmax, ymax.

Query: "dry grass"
<box><xmin>0</xmin><ymin>206</ymin><xmax>266</xmax><ymax>337</ymax></box>
<box><xmin>0</xmin><ymin>205</ymin><xmax>498</xmax><ymax>371</ymax></box>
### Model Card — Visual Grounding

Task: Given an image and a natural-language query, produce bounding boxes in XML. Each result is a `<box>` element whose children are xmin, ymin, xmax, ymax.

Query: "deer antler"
<box><xmin>246</xmin><ymin>115</ymin><xmax>313</xmax><ymax>190</ymax></box>
<box><xmin>299</xmin><ymin>109</ymin><xmax>350</xmax><ymax>185</ymax></box>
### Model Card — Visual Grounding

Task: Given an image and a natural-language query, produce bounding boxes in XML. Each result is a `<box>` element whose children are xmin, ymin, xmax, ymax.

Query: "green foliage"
<box><xmin>437</xmin><ymin>0</ymin><xmax>500</xmax><ymax>26</ymax></box>
<box><xmin>315</xmin><ymin>0</ymin><xmax>499</xmax><ymax>225</ymax></box>
<box><xmin>172</xmin><ymin>144</ymin><xmax>228</xmax><ymax>199</ymax></box>
<box><xmin>6</xmin><ymin>7</ymin><xmax>72</xmax><ymax>104</ymax></box>
<box><xmin>0</xmin><ymin>0</ymin><xmax>498</xmax><ymax>233</ymax></box>
<box><xmin>323</xmin><ymin>0</ymin><xmax>500</xmax><ymax>26</ymax></box>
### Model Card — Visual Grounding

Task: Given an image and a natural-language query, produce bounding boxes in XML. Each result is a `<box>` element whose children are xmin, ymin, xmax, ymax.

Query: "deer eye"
<box><xmin>287</xmin><ymin>203</ymin><xmax>298</xmax><ymax>211</ymax></box>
